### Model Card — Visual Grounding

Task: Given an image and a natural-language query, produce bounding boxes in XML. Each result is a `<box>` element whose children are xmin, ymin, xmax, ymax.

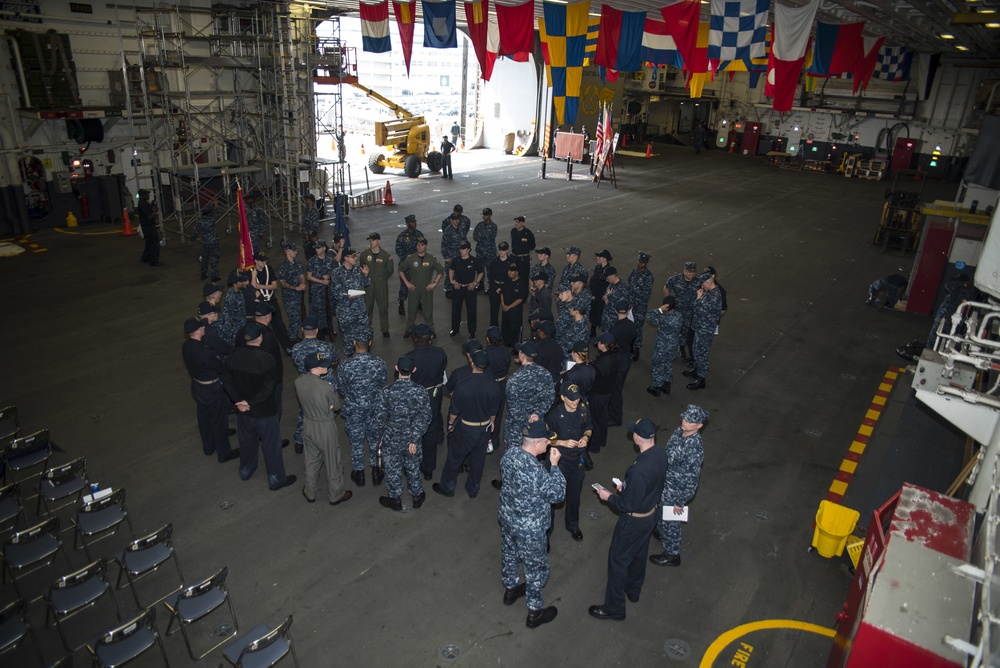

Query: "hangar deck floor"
<box><xmin>0</xmin><ymin>145</ymin><xmax>958</xmax><ymax>666</ymax></box>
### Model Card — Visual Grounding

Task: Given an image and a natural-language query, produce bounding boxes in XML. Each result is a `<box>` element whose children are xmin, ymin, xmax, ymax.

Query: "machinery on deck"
<box><xmin>352</xmin><ymin>83</ymin><xmax>443</xmax><ymax>178</ymax></box>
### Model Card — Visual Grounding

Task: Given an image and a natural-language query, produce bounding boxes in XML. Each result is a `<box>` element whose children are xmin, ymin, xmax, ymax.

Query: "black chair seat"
<box><xmin>224</xmin><ymin>624</ymin><xmax>289</xmax><ymax>667</ymax></box>
<box><xmin>8</xmin><ymin>448</ymin><xmax>48</xmax><ymax>472</ymax></box>
<box><xmin>0</xmin><ymin>496</ymin><xmax>19</xmax><ymax>525</ymax></box>
<box><xmin>41</xmin><ymin>476</ymin><xmax>87</xmax><ymax>501</ymax></box>
<box><xmin>77</xmin><ymin>505</ymin><xmax>125</xmax><ymax>536</ymax></box>
<box><xmin>93</xmin><ymin>625</ymin><xmax>156</xmax><ymax>666</ymax></box>
<box><xmin>165</xmin><ymin>586</ymin><xmax>226</xmax><ymax>623</ymax></box>
<box><xmin>117</xmin><ymin>542</ymin><xmax>171</xmax><ymax>575</ymax></box>
<box><xmin>0</xmin><ymin>613</ymin><xmax>28</xmax><ymax>652</ymax></box>
<box><xmin>6</xmin><ymin>533</ymin><xmax>60</xmax><ymax>568</ymax></box>
<box><xmin>47</xmin><ymin>575</ymin><xmax>109</xmax><ymax>616</ymax></box>
<box><xmin>0</xmin><ymin>424</ymin><xmax>17</xmax><ymax>441</ymax></box>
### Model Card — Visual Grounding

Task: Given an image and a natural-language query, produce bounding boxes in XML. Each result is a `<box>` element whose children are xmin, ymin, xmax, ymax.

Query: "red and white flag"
<box><xmin>767</xmin><ymin>0</ymin><xmax>818</xmax><ymax>112</ymax></box>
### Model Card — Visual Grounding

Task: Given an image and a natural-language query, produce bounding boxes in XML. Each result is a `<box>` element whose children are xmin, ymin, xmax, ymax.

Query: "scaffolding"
<box><xmin>113</xmin><ymin>2</ymin><xmax>324</xmax><ymax>247</ymax></box>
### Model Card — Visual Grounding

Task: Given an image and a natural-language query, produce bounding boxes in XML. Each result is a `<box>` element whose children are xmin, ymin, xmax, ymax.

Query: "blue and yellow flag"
<box><xmin>540</xmin><ymin>0</ymin><xmax>591</xmax><ymax>125</ymax></box>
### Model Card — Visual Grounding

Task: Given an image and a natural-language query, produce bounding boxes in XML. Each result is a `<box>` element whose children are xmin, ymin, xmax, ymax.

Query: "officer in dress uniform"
<box><xmin>627</xmin><ymin>253</ymin><xmax>654</xmax><ymax>360</ymax></box>
<box><xmin>375</xmin><ymin>355</ymin><xmax>433</xmax><ymax>511</ymax></box>
<box><xmin>589</xmin><ymin>417</ymin><xmax>669</xmax><ymax>621</ymax></box>
<box><xmin>488</xmin><ymin>242</ymin><xmax>513</xmax><ymax>327</ymax></box>
<box><xmin>441</xmin><ymin>211</ymin><xmax>470</xmax><ymax>299</ymax></box>
<box><xmin>609</xmin><ymin>300</ymin><xmax>637</xmax><ymax>426</ymax></box>
<box><xmin>360</xmin><ymin>232</ymin><xmax>395</xmax><ymax>338</ymax></box>
<box><xmin>295</xmin><ymin>352</ymin><xmax>352</xmax><ymax>506</ymax></box>
<box><xmin>449</xmin><ymin>241</ymin><xmax>484</xmax><ymax>338</ymax></box>
<box><xmin>545</xmin><ymin>382</ymin><xmax>593</xmax><ymax>542</ymax></box>
<box><xmin>501</xmin><ymin>263</ymin><xmax>528</xmax><ymax>348</ymax></box>
<box><xmin>182</xmin><ymin>318</ymin><xmax>238</xmax><ymax>462</ymax></box>
<box><xmin>409</xmin><ymin>323</ymin><xmax>448</xmax><ymax>480</ymax></box>
<box><xmin>337</xmin><ymin>329</ymin><xmax>387</xmax><ymax>487</ymax></box>
<box><xmin>646</xmin><ymin>296</ymin><xmax>683</xmax><ymax>397</ymax></box>
<box><xmin>435</xmin><ymin>349</ymin><xmax>502</xmax><ymax>498</ymax></box>
<box><xmin>498</xmin><ymin>417</ymin><xmax>565</xmax><ymax>629</ymax></box>
<box><xmin>509</xmin><ymin>216</ymin><xmax>535</xmax><ymax>287</ymax></box>
<box><xmin>278</xmin><ymin>241</ymin><xmax>306</xmax><ymax>345</ymax></box>
<box><xmin>682</xmin><ymin>272</ymin><xmax>722</xmax><ymax>391</ymax></box>
<box><xmin>650</xmin><ymin>405</ymin><xmax>706</xmax><ymax>567</ymax></box>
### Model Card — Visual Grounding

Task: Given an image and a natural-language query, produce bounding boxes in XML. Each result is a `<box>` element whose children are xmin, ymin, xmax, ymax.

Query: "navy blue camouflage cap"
<box><xmin>304</xmin><ymin>352</ymin><xmax>334</xmax><ymax>370</ymax></box>
<box><xmin>566</xmin><ymin>246</ymin><xmax>582</xmax><ymax>256</ymax></box>
<box><xmin>367</xmin><ymin>232</ymin><xmax>381</xmax><ymax>240</ymax></box>
<box><xmin>662</xmin><ymin>295</ymin><xmax>677</xmax><ymax>307</ymax></box>
<box><xmin>596</xmin><ymin>331</ymin><xmax>615</xmax><ymax>345</ymax></box>
<box><xmin>498</xmin><ymin>241</ymin><xmax>510</xmax><ymax>251</ymax></box>
<box><xmin>314</xmin><ymin>239</ymin><xmax>327</xmax><ymax>249</ymax></box>
<box><xmin>684</xmin><ymin>261</ymin><xmax>697</xmax><ymax>272</ymax></box>
<box><xmin>515</xmin><ymin>340</ymin><xmax>539</xmax><ymax>358</ymax></box>
<box><xmin>253</xmin><ymin>302</ymin><xmax>273</xmax><ymax>316</ymax></box>
<box><xmin>197</xmin><ymin>301</ymin><xmax>219</xmax><ymax>316</ymax></box>
<box><xmin>522</xmin><ymin>419</ymin><xmax>556</xmax><ymax>440</ymax></box>
<box><xmin>411</xmin><ymin>323</ymin><xmax>433</xmax><ymax>339</ymax></box>
<box><xmin>355</xmin><ymin>328</ymin><xmax>373</xmax><ymax>343</ymax></box>
<box><xmin>486</xmin><ymin>325</ymin><xmax>502</xmax><ymax>340</ymax></box>
<box><xmin>697</xmin><ymin>271</ymin><xmax>712</xmax><ymax>284</ymax></box>
<box><xmin>183</xmin><ymin>317</ymin><xmax>205</xmax><ymax>334</ymax></box>
<box><xmin>243</xmin><ymin>322</ymin><xmax>265</xmax><ymax>341</ymax></box>
<box><xmin>453</xmin><ymin>204</ymin><xmax>464</xmax><ymax>213</ymax></box>
<box><xmin>560</xmin><ymin>381</ymin><xmax>582</xmax><ymax>400</ymax></box>
<box><xmin>281</xmin><ymin>240</ymin><xmax>298</xmax><ymax>251</ymax></box>
<box><xmin>202</xmin><ymin>282</ymin><xmax>222</xmax><ymax>297</ymax></box>
<box><xmin>638</xmin><ymin>252</ymin><xmax>651</xmax><ymax>263</ymax></box>
<box><xmin>627</xmin><ymin>418</ymin><xmax>657</xmax><ymax>438</ymax></box>
<box><xmin>482</xmin><ymin>207</ymin><xmax>492</xmax><ymax>216</ymax></box>
<box><xmin>227</xmin><ymin>269</ymin><xmax>247</xmax><ymax>285</ymax></box>
<box><xmin>462</xmin><ymin>339</ymin><xmax>483</xmax><ymax>354</ymax></box>
<box><xmin>557</xmin><ymin>282</ymin><xmax>572</xmax><ymax>293</ymax></box>
<box><xmin>405</xmin><ymin>214</ymin><xmax>417</xmax><ymax>222</ymax></box>
<box><xmin>397</xmin><ymin>355</ymin><xmax>416</xmax><ymax>374</ymax></box>
<box><xmin>342</xmin><ymin>246</ymin><xmax>358</xmax><ymax>257</ymax></box>
<box><xmin>471</xmin><ymin>350</ymin><xmax>490</xmax><ymax>369</ymax></box>
<box><xmin>301</xmin><ymin>315</ymin><xmax>319</xmax><ymax>330</ymax></box>
<box><xmin>333</xmin><ymin>232</ymin><xmax>345</xmax><ymax>242</ymax></box>
<box><xmin>681</xmin><ymin>404</ymin><xmax>709</xmax><ymax>424</ymax></box>
<box><xmin>614</xmin><ymin>300</ymin><xmax>630</xmax><ymax>313</ymax></box>
<box><xmin>570</xmin><ymin>274</ymin><xmax>586</xmax><ymax>284</ymax></box>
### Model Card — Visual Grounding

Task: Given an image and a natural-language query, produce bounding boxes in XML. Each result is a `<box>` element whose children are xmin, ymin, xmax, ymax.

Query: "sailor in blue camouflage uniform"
<box><xmin>498</xmin><ymin>417</ymin><xmax>565</xmax><ymax>628</ymax></box>
<box><xmin>650</xmin><ymin>405</ymin><xmax>706</xmax><ymax>567</ymax></box>
<box><xmin>306</xmin><ymin>240</ymin><xmax>334</xmax><ymax>340</ymax></box>
<box><xmin>441</xmin><ymin>211</ymin><xmax>469</xmax><ymax>299</ymax></box>
<box><xmin>866</xmin><ymin>273</ymin><xmax>909</xmax><ymax>309</ymax></box>
<box><xmin>191</xmin><ymin>206</ymin><xmax>222</xmax><ymax>281</ymax></box>
<box><xmin>440</xmin><ymin>203</ymin><xmax>471</xmax><ymax>235</ymax></box>
<box><xmin>627</xmin><ymin>253</ymin><xmax>654</xmax><ymax>360</ymax></box>
<box><xmin>291</xmin><ymin>316</ymin><xmax>339</xmax><ymax>454</ymax></box>
<box><xmin>560</xmin><ymin>246</ymin><xmax>588</xmax><ymax>286</ymax></box>
<box><xmin>664</xmin><ymin>261</ymin><xmax>699</xmax><ymax>360</ymax></box>
<box><xmin>219</xmin><ymin>270</ymin><xmax>250</xmax><ymax>347</ymax></box>
<box><xmin>332</xmin><ymin>246</ymin><xmax>371</xmax><ymax>357</ymax></box>
<box><xmin>600</xmin><ymin>268</ymin><xmax>627</xmax><ymax>334</ymax></box>
<box><xmin>395</xmin><ymin>214</ymin><xmax>424</xmax><ymax>314</ymax></box>
<box><xmin>682</xmin><ymin>272</ymin><xmax>722</xmax><ymax>391</ymax></box>
<box><xmin>531</xmin><ymin>247</ymin><xmax>556</xmax><ymax>291</ymax></box>
<box><xmin>375</xmin><ymin>355</ymin><xmax>432</xmax><ymax>511</ymax></box>
<box><xmin>554</xmin><ymin>283</ymin><xmax>574</xmax><ymax>339</ymax></box>
<box><xmin>503</xmin><ymin>341</ymin><xmax>556</xmax><ymax>453</ymax></box>
<box><xmin>569</xmin><ymin>275</ymin><xmax>592</xmax><ymax>315</ymax></box>
<box><xmin>300</xmin><ymin>194</ymin><xmax>319</xmax><ymax>247</ymax></box>
<box><xmin>278</xmin><ymin>241</ymin><xmax>305</xmax><ymax>344</ymax></box>
<box><xmin>646</xmin><ymin>296</ymin><xmax>683</xmax><ymax>397</ymax></box>
<box><xmin>337</xmin><ymin>330</ymin><xmax>387</xmax><ymax>487</ymax></box>
<box><xmin>473</xmin><ymin>208</ymin><xmax>498</xmax><ymax>287</ymax></box>
<box><xmin>245</xmin><ymin>192</ymin><xmax>268</xmax><ymax>251</ymax></box>
<box><xmin>557</xmin><ymin>302</ymin><xmax>589</xmax><ymax>359</ymax></box>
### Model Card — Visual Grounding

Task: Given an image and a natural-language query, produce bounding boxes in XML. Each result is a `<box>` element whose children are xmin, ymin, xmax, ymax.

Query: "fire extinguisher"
<box><xmin>80</xmin><ymin>193</ymin><xmax>90</xmax><ymax>219</ymax></box>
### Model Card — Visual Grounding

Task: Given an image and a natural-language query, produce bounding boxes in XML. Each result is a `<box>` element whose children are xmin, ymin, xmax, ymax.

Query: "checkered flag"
<box><xmin>708</xmin><ymin>0</ymin><xmax>769</xmax><ymax>68</ymax></box>
<box><xmin>872</xmin><ymin>45</ymin><xmax>913</xmax><ymax>82</ymax></box>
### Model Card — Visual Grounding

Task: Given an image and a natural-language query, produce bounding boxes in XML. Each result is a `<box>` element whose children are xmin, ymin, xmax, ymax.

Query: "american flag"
<box><xmin>594</xmin><ymin>104</ymin><xmax>606</xmax><ymax>160</ymax></box>
<box><xmin>603</xmin><ymin>104</ymin><xmax>614</xmax><ymax>154</ymax></box>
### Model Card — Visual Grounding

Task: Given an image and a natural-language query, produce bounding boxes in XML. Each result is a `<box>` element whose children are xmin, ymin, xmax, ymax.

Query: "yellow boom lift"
<box><xmin>352</xmin><ymin>83</ymin><xmax>443</xmax><ymax>178</ymax></box>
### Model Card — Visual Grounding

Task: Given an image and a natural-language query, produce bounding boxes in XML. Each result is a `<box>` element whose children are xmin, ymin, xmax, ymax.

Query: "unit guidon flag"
<box><xmin>707</xmin><ymin>0</ymin><xmax>768</xmax><ymax>71</ymax></box>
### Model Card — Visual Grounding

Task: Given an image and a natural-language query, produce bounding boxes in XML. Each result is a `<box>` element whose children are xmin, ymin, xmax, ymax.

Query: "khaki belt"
<box><xmin>426</xmin><ymin>384</ymin><xmax>444</xmax><ymax>391</ymax></box>
<box><xmin>193</xmin><ymin>378</ymin><xmax>219</xmax><ymax>385</ymax></box>
<box><xmin>494</xmin><ymin>375</ymin><xmax>507</xmax><ymax>382</ymax></box>
<box><xmin>461</xmin><ymin>419</ymin><xmax>492</xmax><ymax>427</ymax></box>
<box><xmin>514</xmin><ymin>253</ymin><xmax>530</xmax><ymax>257</ymax></box>
<box><xmin>629</xmin><ymin>507</ymin><xmax>656</xmax><ymax>518</ymax></box>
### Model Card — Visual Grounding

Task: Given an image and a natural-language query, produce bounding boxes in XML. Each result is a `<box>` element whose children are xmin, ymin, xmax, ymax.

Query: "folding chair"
<box><xmin>0</xmin><ymin>597</ymin><xmax>44</xmax><ymax>663</ymax></box>
<box><xmin>37</xmin><ymin>457</ymin><xmax>88</xmax><ymax>517</ymax></box>
<box><xmin>114</xmin><ymin>524</ymin><xmax>184</xmax><ymax>609</ymax></box>
<box><xmin>47</xmin><ymin>655</ymin><xmax>73</xmax><ymax>668</ymax></box>
<box><xmin>3</xmin><ymin>428</ymin><xmax>53</xmax><ymax>486</ymax></box>
<box><xmin>0</xmin><ymin>405</ymin><xmax>20</xmax><ymax>448</ymax></box>
<box><xmin>164</xmin><ymin>566</ymin><xmax>239</xmax><ymax>660</ymax></box>
<box><xmin>44</xmin><ymin>558</ymin><xmax>121</xmax><ymax>653</ymax></box>
<box><xmin>0</xmin><ymin>482</ymin><xmax>27</xmax><ymax>536</ymax></box>
<box><xmin>3</xmin><ymin>516</ymin><xmax>73</xmax><ymax>601</ymax></box>
<box><xmin>223</xmin><ymin>616</ymin><xmax>299</xmax><ymax>668</ymax></box>
<box><xmin>74</xmin><ymin>488</ymin><xmax>136</xmax><ymax>561</ymax></box>
<box><xmin>87</xmin><ymin>606</ymin><xmax>170</xmax><ymax>667</ymax></box>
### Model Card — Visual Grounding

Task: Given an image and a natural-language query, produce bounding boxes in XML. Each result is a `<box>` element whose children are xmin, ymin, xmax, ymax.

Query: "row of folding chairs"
<box><xmin>0</xmin><ymin>408</ymin><xmax>301</xmax><ymax>666</ymax></box>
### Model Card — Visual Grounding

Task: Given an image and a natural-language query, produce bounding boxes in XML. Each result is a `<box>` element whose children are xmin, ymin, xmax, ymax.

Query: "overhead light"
<box><xmin>956</xmin><ymin>44</ymin><xmax>970</xmax><ymax>50</ymax></box>
<box><xmin>939</xmin><ymin>32</ymin><xmax>955</xmax><ymax>39</ymax></box>
<box><xmin>987</xmin><ymin>22</ymin><xmax>1000</xmax><ymax>28</ymax></box>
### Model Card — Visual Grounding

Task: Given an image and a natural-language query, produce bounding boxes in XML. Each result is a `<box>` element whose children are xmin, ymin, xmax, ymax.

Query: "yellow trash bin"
<box><xmin>812</xmin><ymin>501</ymin><xmax>860</xmax><ymax>558</ymax></box>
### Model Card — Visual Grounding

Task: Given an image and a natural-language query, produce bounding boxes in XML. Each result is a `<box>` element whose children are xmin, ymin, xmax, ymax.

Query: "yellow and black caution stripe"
<box><xmin>0</xmin><ymin>236</ymin><xmax>46</xmax><ymax>256</ymax></box>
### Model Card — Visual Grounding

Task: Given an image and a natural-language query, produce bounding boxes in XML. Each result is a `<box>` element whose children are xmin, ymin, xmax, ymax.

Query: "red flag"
<box><xmin>392</xmin><ymin>0</ymin><xmax>416</xmax><ymax>75</ymax></box>
<box><xmin>660</xmin><ymin>0</ymin><xmax>700</xmax><ymax>71</ymax></box>
<box><xmin>464</xmin><ymin>0</ymin><xmax>491</xmax><ymax>77</ymax></box>
<box><xmin>237</xmin><ymin>187</ymin><xmax>254</xmax><ymax>270</ymax></box>
<box><xmin>496</xmin><ymin>0</ymin><xmax>534</xmax><ymax>56</ymax></box>
<box><xmin>595</xmin><ymin>5</ymin><xmax>622</xmax><ymax>69</ymax></box>
<box><xmin>854</xmin><ymin>35</ymin><xmax>885</xmax><ymax>93</ymax></box>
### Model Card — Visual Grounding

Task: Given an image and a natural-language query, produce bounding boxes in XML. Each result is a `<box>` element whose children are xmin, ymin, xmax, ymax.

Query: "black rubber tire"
<box><xmin>426</xmin><ymin>151</ymin><xmax>444</xmax><ymax>173</ymax></box>
<box><xmin>404</xmin><ymin>155</ymin><xmax>422</xmax><ymax>178</ymax></box>
<box><xmin>369</xmin><ymin>153</ymin><xmax>386</xmax><ymax>174</ymax></box>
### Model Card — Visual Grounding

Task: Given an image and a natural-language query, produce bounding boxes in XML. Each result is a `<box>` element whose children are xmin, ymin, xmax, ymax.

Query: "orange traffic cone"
<box><xmin>361</xmin><ymin>143</ymin><xmax>366</xmax><ymax>155</ymax></box>
<box><xmin>622</xmin><ymin>134</ymin><xmax>627</xmax><ymax>148</ymax></box>
<box><xmin>645</xmin><ymin>143</ymin><xmax>652</xmax><ymax>158</ymax></box>
<box><xmin>383</xmin><ymin>180</ymin><xmax>395</xmax><ymax>206</ymax></box>
<box><xmin>121</xmin><ymin>208</ymin><xmax>137</xmax><ymax>236</ymax></box>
